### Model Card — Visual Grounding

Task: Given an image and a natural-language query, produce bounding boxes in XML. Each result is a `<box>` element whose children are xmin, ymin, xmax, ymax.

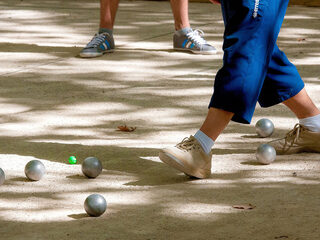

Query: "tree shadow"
<box><xmin>0</xmin><ymin>1</ymin><xmax>319</xmax><ymax>240</ymax></box>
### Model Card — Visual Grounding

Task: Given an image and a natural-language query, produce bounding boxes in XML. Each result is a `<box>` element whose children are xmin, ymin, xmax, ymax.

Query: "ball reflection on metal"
<box><xmin>25</xmin><ymin>160</ymin><xmax>46</xmax><ymax>181</ymax></box>
<box><xmin>84</xmin><ymin>194</ymin><xmax>107</xmax><ymax>217</ymax></box>
<box><xmin>256</xmin><ymin>144</ymin><xmax>276</xmax><ymax>165</ymax></box>
<box><xmin>81</xmin><ymin>157</ymin><xmax>102</xmax><ymax>178</ymax></box>
<box><xmin>255</xmin><ymin>118</ymin><xmax>274</xmax><ymax>138</ymax></box>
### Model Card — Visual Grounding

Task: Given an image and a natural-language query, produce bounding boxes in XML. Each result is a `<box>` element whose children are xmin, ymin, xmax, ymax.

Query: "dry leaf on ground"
<box><xmin>232</xmin><ymin>204</ymin><xmax>256</xmax><ymax>210</ymax></box>
<box><xmin>117</xmin><ymin>125</ymin><xmax>137</xmax><ymax>132</ymax></box>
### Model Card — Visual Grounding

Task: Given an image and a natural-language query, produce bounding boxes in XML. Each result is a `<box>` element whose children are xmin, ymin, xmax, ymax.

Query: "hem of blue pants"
<box><xmin>208</xmin><ymin>82</ymin><xmax>305</xmax><ymax>124</ymax></box>
<box><xmin>259</xmin><ymin>82</ymin><xmax>305</xmax><ymax>108</ymax></box>
<box><xmin>208</xmin><ymin>101</ymin><xmax>250</xmax><ymax>124</ymax></box>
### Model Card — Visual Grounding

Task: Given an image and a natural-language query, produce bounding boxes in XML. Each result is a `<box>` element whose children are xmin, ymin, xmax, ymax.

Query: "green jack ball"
<box><xmin>69</xmin><ymin>156</ymin><xmax>77</xmax><ymax>164</ymax></box>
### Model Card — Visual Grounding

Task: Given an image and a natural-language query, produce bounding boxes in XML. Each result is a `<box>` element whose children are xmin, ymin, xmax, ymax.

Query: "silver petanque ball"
<box><xmin>84</xmin><ymin>194</ymin><xmax>107</xmax><ymax>217</ymax></box>
<box><xmin>25</xmin><ymin>160</ymin><xmax>46</xmax><ymax>181</ymax></box>
<box><xmin>0</xmin><ymin>168</ymin><xmax>5</xmax><ymax>186</ymax></box>
<box><xmin>82</xmin><ymin>157</ymin><xmax>102</xmax><ymax>178</ymax></box>
<box><xmin>255</xmin><ymin>118</ymin><xmax>274</xmax><ymax>137</ymax></box>
<box><xmin>256</xmin><ymin>144</ymin><xmax>276</xmax><ymax>165</ymax></box>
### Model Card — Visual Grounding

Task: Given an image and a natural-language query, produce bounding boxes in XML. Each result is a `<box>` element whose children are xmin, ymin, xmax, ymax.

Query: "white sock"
<box><xmin>299</xmin><ymin>114</ymin><xmax>320</xmax><ymax>132</ymax></box>
<box><xmin>194</xmin><ymin>130</ymin><xmax>214</xmax><ymax>155</ymax></box>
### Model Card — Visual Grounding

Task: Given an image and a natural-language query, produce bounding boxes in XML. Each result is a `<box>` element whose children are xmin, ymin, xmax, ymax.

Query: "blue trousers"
<box><xmin>209</xmin><ymin>0</ymin><xmax>305</xmax><ymax>124</ymax></box>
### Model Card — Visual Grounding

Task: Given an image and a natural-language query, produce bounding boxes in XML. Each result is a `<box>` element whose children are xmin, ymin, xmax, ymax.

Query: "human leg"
<box><xmin>283</xmin><ymin>89</ymin><xmax>320</xmax><ymax>119</ymax></box>
<box><xmin>79</xmin><ymin>0</ymin><xmax>118</xmax><ymax>58</ymax></box>
<box><xmin>170</xmin><ymin>0</ymin><xmax>190</xmax><ymax>30</ymax></box>
<box><xmin>199</xmin><ymin>108</ymin><xmax>234</xmax><ymax>141</ymax></box>
<box><xmin>100</xmin><ymin>0</ymin><xmax>120</xmax><ymax>31</ymax></box>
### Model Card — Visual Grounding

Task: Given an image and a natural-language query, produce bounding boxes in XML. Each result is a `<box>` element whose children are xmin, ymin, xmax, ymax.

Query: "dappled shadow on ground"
<box><xmin>1</xmin><ymin>154</ymin><xmax>319</xmax><ymax>240</ymax></box>
<box><xmin>0</xmin><ymin>1</ymin><xmax>320</xmax><ymax>240</ymax></box>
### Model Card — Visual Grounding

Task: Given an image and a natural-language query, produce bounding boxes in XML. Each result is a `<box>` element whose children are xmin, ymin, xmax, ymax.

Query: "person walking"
<box><xmin>159</xmin><ymin>0</ymin><xmax>320</xmax><ymax>179</ymax></box>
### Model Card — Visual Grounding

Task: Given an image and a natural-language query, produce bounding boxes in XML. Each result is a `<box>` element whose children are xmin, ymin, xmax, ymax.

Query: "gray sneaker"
<box><xmin>159</xmin><ymin>136</ymin><xmax>212</xmax><ymax>179</ymax></box>
<box><xmin>173</xmin><ymin>29</ymin><xmax>217</xmax><ymax>55</ymax></box>
<box><xmin>79</xmin><ymin>32</ymin><xmax>115</xmax><ymax>58</ymax></box>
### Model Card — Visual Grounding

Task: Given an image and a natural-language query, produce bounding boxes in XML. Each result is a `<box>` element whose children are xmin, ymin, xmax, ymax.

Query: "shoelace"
<box><xmin>282</xmin><ymin>124</ymin><xmax>306</xmax><ymax>152</ymax></box>
<box><xmin>176</xmin><ymin>136</ymin><xmax>200</xmax><ymax>151</ymax></box>
<box><xmin>186</xmin><ymin>29</ymin><xmax>207</xmax><ymax>46</ymax></box>
<box><xmin>85</xmin><ymin>33</ymin><xmax>108</xmax><ymax>48</ymax></box>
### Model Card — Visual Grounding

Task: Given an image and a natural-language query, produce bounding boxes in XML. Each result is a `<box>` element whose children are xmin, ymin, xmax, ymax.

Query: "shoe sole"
<box><xmin>79</xmin><ymin>49</ymin><xmax>115</xmax><ymax>58</ymax></box>
<box><xmin>159</xmin><ymin>150</ymin><xmax>211</xmax><ymax>179</ymax></box>
<box><xmin>174</xmin><ymin>48</ymin><xmax>217</xmax><ymax>55</ymax></box>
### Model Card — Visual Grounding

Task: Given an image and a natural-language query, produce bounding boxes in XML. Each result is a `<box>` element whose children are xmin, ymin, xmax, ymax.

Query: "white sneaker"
<box><xmin>159</xmin><ymin>136</ymin><xmax>212</xmax><ymax>179</ymax></box>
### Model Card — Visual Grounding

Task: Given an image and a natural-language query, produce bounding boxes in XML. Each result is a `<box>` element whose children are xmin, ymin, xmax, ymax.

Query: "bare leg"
<box><xmin>283</xmin><ymin>88</ymin><xmax>320</xmax><ymax>119</ymax></box>
<box><xmin>170</xmin><ymin>0</ymin><xmax>190</xmax><ymax>30</ymax></box>
<box><xmin>100</xmin><ymin>0</ymin><xmax>120</xmax><ymax>29</ymax></box>
<box><xmin>200</xmin><ymin>108</ymin><xmax>234</xmax><ymax>141</ymax></box>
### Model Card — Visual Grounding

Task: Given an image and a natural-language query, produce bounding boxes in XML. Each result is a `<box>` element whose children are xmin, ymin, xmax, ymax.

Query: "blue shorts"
<box><xmin>209</xmin><ymin>0</ymin><xmax>305</xmax><ymax>124</ymax></box>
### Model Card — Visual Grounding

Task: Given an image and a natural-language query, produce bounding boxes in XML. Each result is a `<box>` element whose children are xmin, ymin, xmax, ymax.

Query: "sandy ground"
<box><xmin>0</xmin><ymin>1</ymin><xmax>320</xmax><ymax>239</ymax></box>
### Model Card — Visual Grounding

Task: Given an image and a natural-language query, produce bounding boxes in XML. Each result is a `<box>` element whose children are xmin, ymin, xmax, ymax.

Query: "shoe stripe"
<box><xmin>105</xmin><ymin>40</ymin><xmax>111</xmax><ymax>49</ymax></box>
<box><xmin>185</xmin><ymin>41</ymin><xmax>192</xmax><ymax>49</ymax></box>
<box><xmin>100</xmin><ymin>43</ymin><xmax>106</xmax><ymax>50</ymax></box>
<box><xmin>182</xmin><ymin>39</ymin><xmax>188</xmax><ymax>48</ymax></box>
<box><xmin>190</xmin><ymin>43</ymin><xmax>195</xmax><ymax>49</ymax></box>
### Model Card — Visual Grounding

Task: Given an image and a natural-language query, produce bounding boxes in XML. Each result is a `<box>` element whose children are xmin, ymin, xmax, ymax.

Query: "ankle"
<box><xmin>194</xmin><ymin>130</ymin><xmax>214</xmax><ymax>154</ymax></box>
<box><xmin>99</xmin><ymin>28</ymin><xmax>113</xmax><ymax>36</ymax></box>
<box><xmin>175</xmin><ymin>27</ymin><xmax>192</xmax><ymax>36</ymax></box>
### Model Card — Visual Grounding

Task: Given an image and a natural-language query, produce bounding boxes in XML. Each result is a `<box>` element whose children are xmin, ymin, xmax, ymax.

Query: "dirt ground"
<box><xmin>0</xmin><ymin>1</ymin><xmax>320</xmax><ymax>240</ymax></box>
